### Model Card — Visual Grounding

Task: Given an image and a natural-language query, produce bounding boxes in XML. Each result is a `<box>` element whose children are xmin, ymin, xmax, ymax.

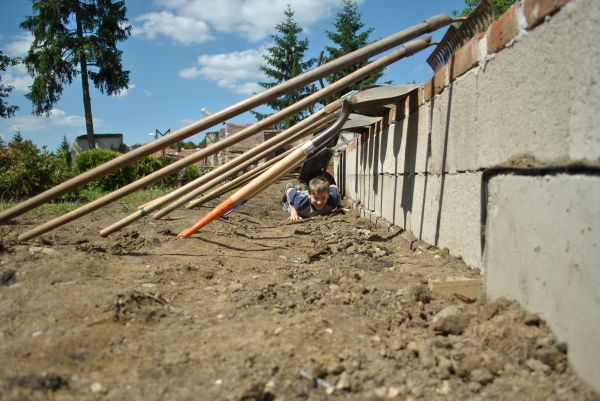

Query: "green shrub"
<box><xmin>0</xmin><ymin>140</ymin><xmax>76</xmax><ymax>201</ymax></box>
<box><xmin>184</xmin><ymin>164</ymin><xmax>201</xmax><ymax>183</ymax></box>
<box><xmin>75</xmin><ymin>148</ymin><xmax>134</xmax><ymax>192</ymax></box>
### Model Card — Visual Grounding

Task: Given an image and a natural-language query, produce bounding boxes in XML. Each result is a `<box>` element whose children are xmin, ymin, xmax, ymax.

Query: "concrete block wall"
<box><xmin>334</xmin><ymin>0</ymin><xmax>600</xmax><ymax>390</ymax></box>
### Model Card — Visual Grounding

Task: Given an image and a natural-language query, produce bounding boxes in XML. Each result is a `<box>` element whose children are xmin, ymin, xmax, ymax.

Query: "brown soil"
<box><xmin>0</xmin><ymin>182</ymin><xmax>598</xmax><ymax>401</ymax></box>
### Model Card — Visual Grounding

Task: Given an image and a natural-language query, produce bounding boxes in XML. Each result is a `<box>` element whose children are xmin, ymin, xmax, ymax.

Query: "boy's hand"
<box><xmin>288</xmin><ymin>211</ymin><xmax>302</xmax><ymax>221</ymax></box>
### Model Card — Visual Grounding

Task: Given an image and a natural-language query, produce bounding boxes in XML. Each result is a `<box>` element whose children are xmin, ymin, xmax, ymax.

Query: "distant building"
<box><xmin>71</xmin><ymin>133</ymin><xmax>128</xmax><ymax>162</ymax></box>
<box><xmin>203</xmin><ymin>123</ymin><xmax>283</xmax><ymax>166</ymax></box>
<box><xmin>148</xmin><ymin>147</ymin><xmax>207</xmax><ymax>169</ymax></box>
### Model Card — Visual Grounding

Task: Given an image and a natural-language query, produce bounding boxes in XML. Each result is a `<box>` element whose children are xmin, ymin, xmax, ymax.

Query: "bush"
<box><xmin>75</xmin><ymin>148</ymin><xmax>134</xmax><ymax>192</ymax></box>
<box><xmin>0</xmin><ymin>140</ymin><xmax>76</xmax><ymax>201</ymax></box>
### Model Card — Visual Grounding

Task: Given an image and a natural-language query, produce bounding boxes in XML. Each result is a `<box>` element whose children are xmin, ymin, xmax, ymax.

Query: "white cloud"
<box><xmin>3</xmin><ymin>64</ymin><xmax>32</xmax><ymax>92</ymax></box>
<box><xmin>5</xmin><ymin>32</ymin><xmax>34</xmax><ymax>57</ymax></box>
<box><xmin>112</xmin><ymin>84</ymin><xmax>136</xmax><ymax>97</ymax></box>
<box><xmin>8</xmin><ymin>109</ymin><xmax>102</xmax><ymax>133</ymax></box>
<box><xmin>141</xmin><ymin>0</ymin><xmax>344</xmax><ymax>43</ymax></box>
<box><xmin>179</xmin><ymin>47</ymin><xmax>267</xmax><ymax>94</ymax></box>
<box><xmin>178</xmin><ymin>67</ymin><xmax>202</xmax><ymax>79</ymax></box>
<box><xmin>133</xmin><ymin>11</ymin><xmax>213</xmax><ymax>45</ymax></box>
<box><xmin>142</xmin><ymin>89</ymin><xmax>152</xmax><ymax>96</ymax></box>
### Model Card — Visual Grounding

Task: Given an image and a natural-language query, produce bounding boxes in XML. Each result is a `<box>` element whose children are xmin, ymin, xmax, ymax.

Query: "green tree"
<box><xmin>58</xmin><ymin>134</ymin><xmax>72</xmax><ymax>165</ymax></box>
<box><xmin>252</xmin><ymin>5</ymin><xmax>315</xmax><ymax>129</ymax></box>
<box><xmin>324</xmin><ymin>0</ymin><xmax>381</xmax><ymax>99</ymax></box>
<box><xmin>454</xmin><ymin>0</ymin><xmax>516</xmax><ymax>18</ymax></box>
<box><xmin>21</xmin><ymin>0</ymin><xmax>131</xmax><ymax>149</ymax></box>
<box><xmin>12</xmin><ymin>131</ymin><xmax>23</xmax><ymax>143</ymax></box>
<box><xmin>0</xmin><ymin>50</ymin><xmax>20</xmax><ymax>118</ymax></box>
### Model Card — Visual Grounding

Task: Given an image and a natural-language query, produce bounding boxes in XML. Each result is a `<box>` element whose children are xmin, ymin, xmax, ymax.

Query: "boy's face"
<box><xmin>309</xmin><ymin>190</ymin><xmax>329</xmax><ymax>210</ymax></box>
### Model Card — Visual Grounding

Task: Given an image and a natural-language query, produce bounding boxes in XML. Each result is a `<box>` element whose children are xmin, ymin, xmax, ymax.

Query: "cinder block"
<box><xmin>524</xmin><ymin>0</ymin><xmax>570</xmax><ymax>29</ymax></box>
<box><xmin>475</xmin><ymin>24</ymin><xmax>570</xmax><ymax>166</ymax></box>
<box><xmin>484</xmin><ymin>174</ymin><xmax>600</xmax><ymax>391</ymax></box>
<box><xmin>443</xmin><ymin>75</ymin><xmax>481</xmax><ymax>172</ymax></box>
<box><xmin>487</xmin><ymin>3</ymin><xmax>520</xmax><ymax>54</ymax></box>
<box><xmin>380</xmin><ymin>174</ymin><xmax>401</xmax><ymax>227</ymax></box>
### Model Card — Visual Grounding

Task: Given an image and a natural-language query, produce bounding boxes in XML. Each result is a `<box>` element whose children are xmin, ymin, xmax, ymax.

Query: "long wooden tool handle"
<box><xmin>177</xmin><ymin>101</ymin><xmax>353</xmax><ymax>239</ymax></box>
<box><xmin>176</xmin><ymin>149</ymin><xmax>307</xmax><ymax>239</ymax></box>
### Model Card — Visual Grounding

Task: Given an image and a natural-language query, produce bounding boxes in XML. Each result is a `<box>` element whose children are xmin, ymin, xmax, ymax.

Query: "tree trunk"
<box><xmin>76</xmin><ymin>10</ymin><xmax>96</xmax><ymax>150</ymax></box>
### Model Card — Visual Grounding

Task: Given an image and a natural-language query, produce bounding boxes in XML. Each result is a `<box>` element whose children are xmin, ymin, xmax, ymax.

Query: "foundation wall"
<box><xmin>334</xmin><ymin>0</ymin><xmax>600</xmax><ymax>390</ymax></box>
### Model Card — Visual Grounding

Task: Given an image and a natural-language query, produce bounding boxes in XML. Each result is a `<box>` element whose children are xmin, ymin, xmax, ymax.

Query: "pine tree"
<box><xmin>324</xmin><ymin>0</ymin><xmax>381</xmax><ymax>99</ymax></box>
<box><xmin>12</xmin><ymin>131</ymin><xmax>24</xmax><ymax>143</ymax></box>
<box><xmin>252</xmin><ymin>5</ymin><xmax>315</xmax><ymax>129</ymax></box>
<box><xmin>21</xmin><ymin>0</ymin><xmax>131</xmax><ymax>149</ymax></box>
<box><xmin>58</xmin><ymin>134</ymin><xmax>72</xmax><ymax>165</ymax></box>
<box><xmin>0</xmin><ymin>50</ymin><xmax>20</xmax><ymax>118</ymax></box>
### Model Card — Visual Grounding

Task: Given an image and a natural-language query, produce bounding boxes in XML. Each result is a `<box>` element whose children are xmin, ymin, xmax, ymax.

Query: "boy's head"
<box><xmin>308</xmin><ymin>176</ymin><xmax>330</xmax><ymax>210</ymax></box>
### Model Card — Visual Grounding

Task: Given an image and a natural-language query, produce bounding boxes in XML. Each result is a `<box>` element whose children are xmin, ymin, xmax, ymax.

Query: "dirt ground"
<box><xmin>0</xmin><ymin>181</ymin><xmax>598</xmax><ymax>401</ymax></box>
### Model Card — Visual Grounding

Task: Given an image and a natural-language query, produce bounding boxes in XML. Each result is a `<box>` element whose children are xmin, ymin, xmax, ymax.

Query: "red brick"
<box><xmin>524</xmin><ymin>0</ymin><xmax>570</xmax><ymax>29</ymax></box>
<box><xmin>433</xmin><ymin>64</ymin><xmax>447</xmax><ymax>95</ymax></box>
<box><xmin>407</xmin><ymin>91</ymin><xmax>420</xmax><ymax>114</ymax></box>
<box><xmin>451</xmin><ymin>36</ymin><xmax>480</xmax><ymax>81</ymax></box>
<box><xmin>487</xmin><ymin>3</ymin><xmax>519</xmax><ymax>54</ymax></box>
<box><xmin>423</xmin><ymin>80</ymin><xmax>434</xmax><ymax>103</ymax></box>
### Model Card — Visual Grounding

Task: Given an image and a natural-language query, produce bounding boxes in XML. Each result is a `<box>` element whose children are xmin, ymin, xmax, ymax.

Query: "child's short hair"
<box><xmin>308</xmin><ymin>176</ymin><xmax>330</xmax><ymax>194</ymax></box>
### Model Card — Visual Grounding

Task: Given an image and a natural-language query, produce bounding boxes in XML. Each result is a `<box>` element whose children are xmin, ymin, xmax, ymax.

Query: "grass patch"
<box><xmin>0</xmin><ymin>187</ymin><xmax>177</xmax><ymax>217</ymax></box>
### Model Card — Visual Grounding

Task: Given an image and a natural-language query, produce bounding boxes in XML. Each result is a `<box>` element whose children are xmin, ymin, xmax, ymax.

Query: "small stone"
<box><xmin>90</xmin><ymin>382</ymin><xmax>105</xmax><ymax>393</ymax></box>
<box><xmin>417</xmin><ymin>341</ymin><xmax>436</xmax><ymax>368</ymax></box>
<box><xmin>407</xmin><ymin>341</ymin><xmax>419</xmax><ymax>354</ymax></box>
<box><xmin>432</xmin><ymin>306</ymin><xmax>472</xmax><ymax>335</ymax></box>
<box><xmin>526</xmin><ymin>358</ymin><xmax>551</xmax><ymax>375</ymax></box>
<box><xmin>214</xmin><ymin>379</ymin><xmax>222</xmax><ymax>385</ymax></box>
<box><xmin>31</xmin><ymin>331</ymin><xmax>43</xmax><ymax>338</ymax></box>
<box><xmin>411</xmin><ymin>386</ymin><xmax>424</xmax><ymax>398</ymax></box>
<box><xmin>456</xmin><ymin>354</ymin><xmax>483</xmax><ymax>378</ymax></box>
<box><xmin>316</xmin><ymin>354</ymin><xmax>343</xmax><ymax>375</ymax></box>
<box><xmin>274</xmin><ymin>327</ymin><xmax>283</xmax><ymax>336</ymax></box>
<box><xmin>471</xmin><ymin>368</ymin><xmax>494</xmax><ymax>385</ymax></box>
<box><xmin>264</xmin><ymin>379</ymin><xmax>276</xmax><ymax>392</ymax></box>
<box><xmin>436</xmin><ymin>380</ymin><xmax>451</xmax><ymax>395</ymax></box>
<box><xmin>374</xmin><ymin>386</ymin><xmax>388</xmax><ymax>399</ymax></box>
<box><xmin>408</xmin><ymin>302</ymin><xmax>424</xmax><ymax>320</ymax></box>
<box><xmin>388</xmin><ymin>386</ymin><xmax>401</xmax><ymax>398</ymax></box>
<box><xmin>436</xmin><ymin>357</ymin><xmax>452</xmax><ymax>379</ymax></box>
<box><xmin>467</xmin><ymin>381</ymin><xmax>482</xmax><ymax>393</ymax></box>
<box><xmin>216</xmin><ymin>314</ymin><xmax>225</xmax><ymax>319</ymax></box>
<box><xmin>324</xmin><ymin>328</ymin><xmax>333</xmax><ymax>335</ymax></box>
<box><xmin>336</xmin><ymin>372</ymin><xmax>351</xmax><ymax>390</ymax></box>
<box><xmin>29</xmin><ymin>246</ymin><xmax>59</xmax><ymax>256</ymax></box>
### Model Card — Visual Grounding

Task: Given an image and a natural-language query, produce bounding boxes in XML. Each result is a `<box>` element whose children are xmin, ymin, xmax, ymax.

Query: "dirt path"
<box><xmin>0</xmin><ymin>182</ymin><xmax>598</xmax><ymax>401</ymax></box>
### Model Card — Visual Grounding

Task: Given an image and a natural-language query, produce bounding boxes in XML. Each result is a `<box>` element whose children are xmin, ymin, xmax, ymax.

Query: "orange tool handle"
<box><xmin>176</xmin><ymin>198</ymin><xmax>236</xmax><ymax>239</ymax></box>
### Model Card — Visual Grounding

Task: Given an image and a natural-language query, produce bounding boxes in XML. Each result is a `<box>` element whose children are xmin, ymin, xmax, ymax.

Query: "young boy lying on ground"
<box><xmin>282</xmin><ymin>176</ymin><xmax>341</xmax><ymax>221</ymax></box>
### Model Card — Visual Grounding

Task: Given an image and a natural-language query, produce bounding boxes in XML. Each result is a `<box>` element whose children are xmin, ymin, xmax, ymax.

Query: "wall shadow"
<box><xmin>418</xmin><ymin>81</ymin><xmax>435</xmax><ymax>241</ymax></box>
<box><xmin>434</xmin><ymin>60</ymin><xmax>454</xmax><ymax>247</ymax></box>
<box><xmin>402</xmin><ymin>94</ymin><xmax>419</xmax><ymax>229</ymax></box>
<box><xmin>392</xmin><ymin>112</ymin><xmax>404</xmax><ymax>226</ymax></box>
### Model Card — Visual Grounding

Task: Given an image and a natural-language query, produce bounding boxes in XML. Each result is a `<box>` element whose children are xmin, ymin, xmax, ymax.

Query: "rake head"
<box><xmin>426</xmin><ymin>0</ymin><xmax>496</xmax><ymax>72</ymax></box>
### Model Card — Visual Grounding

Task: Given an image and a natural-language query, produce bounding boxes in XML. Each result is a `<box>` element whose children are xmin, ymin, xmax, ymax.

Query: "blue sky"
<box><xmin>0</xmin><ymin>0</ymin><xmax>465</xmax><ymax>151</ymax></box>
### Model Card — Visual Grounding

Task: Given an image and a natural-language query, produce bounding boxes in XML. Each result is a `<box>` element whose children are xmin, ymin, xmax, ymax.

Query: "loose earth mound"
<box><xmin>0</xmin><ymin>183</ymin><xmax>597</xmax><ymax>400</ymax></box>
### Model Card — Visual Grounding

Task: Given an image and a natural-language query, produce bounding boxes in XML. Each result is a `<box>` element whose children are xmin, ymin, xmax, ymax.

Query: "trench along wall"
<box><xmin>333</xmin><ymin>0</ymin><xmax>600</xmax><ymax>390</ymax></box>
